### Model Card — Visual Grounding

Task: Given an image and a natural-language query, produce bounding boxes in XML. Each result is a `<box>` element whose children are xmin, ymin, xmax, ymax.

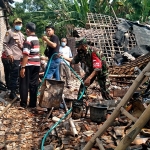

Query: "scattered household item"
<box><xmin>72</xmin><ymin>100</ymin><xmax>86</xmax><ymax>119</ymax></box>
<box><xmin>39</xmin><ymin>79</ymin><xmax>65</xmax><ymax>109</ymax></box>
<box><xmin>89</xmin><ymin>103</ymin><xmax>107</xmax><ymax>123</ymax></box>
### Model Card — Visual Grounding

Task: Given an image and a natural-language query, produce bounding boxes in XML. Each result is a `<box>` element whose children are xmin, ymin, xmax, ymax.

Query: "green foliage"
<box><xmin>89</xmin><ymin>0</ymin><xmax>110</xmax><ymax>15</ymax></box>
<box><xmin>111</xmin><ymin>0</ymin><xmax>150</xmax><ymax>22</ymax></box>
<box><xmin>39</xmin><ymin>38</ymin><xmax>46</xmax><ymax>55</ymax></box>
<box><xmin>10</xmin><ymin>0</ymin><xmax>150</xmax><ymax>40</ymax></box>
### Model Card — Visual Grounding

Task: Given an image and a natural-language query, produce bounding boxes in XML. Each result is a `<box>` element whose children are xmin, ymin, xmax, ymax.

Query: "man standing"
<box><xmin>59</xmin><ymin>38</ymin><xmax>72</xmax><ymax>87</ymax></box>
<box><xmin>61</xmin><ymin>38</ymin><xmax>111</xmax><ymax>100</ymax></box>
<box><xmin>19</xmin><ymin>22</ymin><xmax>40</xmax><ymax>108</ymax></box>
<box><xmin>42</xmin><ymin>25</ymin><xmax>60</xmax><ymax>80</ymax></box>
<box><xmin>3</xmin><ymin>18</ymin><xmax>24</xmax><ymax>100</ymax></box>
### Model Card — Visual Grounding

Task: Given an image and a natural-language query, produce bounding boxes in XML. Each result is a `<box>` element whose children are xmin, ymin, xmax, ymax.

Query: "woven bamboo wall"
<box><xmin>67</xmin><ymin>37</ymin><xmax>81</xmax><ymax>75</ymax></box>
<box><xmin>74</xmin><ymin>13</ymin><xmax>137</xmax><ymax>65</ymax></box>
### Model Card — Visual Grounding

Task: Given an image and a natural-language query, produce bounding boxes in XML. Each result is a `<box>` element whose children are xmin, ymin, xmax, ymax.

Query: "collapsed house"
<box><xmin>72</xmin><ymin>13</ymin><xmax>150</xmax><ymax>77</ymax></box>
<box><xmin>0</xmin><ymin>12</ymin><xmax>150</xmax><ymax>150</ymax></box>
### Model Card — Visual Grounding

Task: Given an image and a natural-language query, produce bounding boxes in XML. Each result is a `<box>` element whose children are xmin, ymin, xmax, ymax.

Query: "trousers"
<box><xmin>1</xmin><ymin>58</ymin><xmax>11</xmax><ymax>89</ymax></box>
<box><xmin>19</xmin><ymin>66</ymin><xmax>40</xmax><ymax>107</ymax></box>
<box><xmin>9</xmin><ymin>60</ymin><xmax>20</xmax><ymax>91</ymax></box>
<box><xmin>60</xmin><ymin>62</ymin><xmax>71</xmax><ymax>86</ymax></box>
<box><xmin>45</xmin><ymin>58</ymin><xmax>61</xmax><ymax>80</ymax></box>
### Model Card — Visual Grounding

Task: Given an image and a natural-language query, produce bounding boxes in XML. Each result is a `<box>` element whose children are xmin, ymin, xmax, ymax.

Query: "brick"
<box><xmin>113</xmin><ymin>89</ymin><xmax>127</xmax><ymax>97</ymax></box>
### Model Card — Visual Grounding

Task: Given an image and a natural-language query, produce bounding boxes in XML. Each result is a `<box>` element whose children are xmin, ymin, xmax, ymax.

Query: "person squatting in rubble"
<box><xmin>19</xmin><ymin>22</ymin><xmax>40</xmax><ymax>108</ymax></box>
<box><xmin>59</xmin><ymin>38</ymin><xmax>72</xmax><ymax>88</ymax></box>
<box><xmin>3</xmin><ymin>18</ymin><xmax>25</xmax><ymax>100</ymax></box>
<box><xmin>60</xmin><ymin>38</ymin><xmax>111</xmax><ymax>100</ymax></box>
<box><xmin>39</xmin><ymin>56</ymin><xmax>47</xmax><ymax>83</ymax></box>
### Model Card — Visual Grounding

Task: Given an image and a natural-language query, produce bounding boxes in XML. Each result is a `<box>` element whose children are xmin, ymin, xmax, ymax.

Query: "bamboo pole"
<box><xmin>44</xmin><ymin>107</ymin><xmax>54</xmax><ymax>121</ymax></box>
<box><xmin>120</xmin><ymin>107</ymin><xmax>137</xmax><ymax>122</ymax></box>
<box><xmin>115</xmin><ymin>104</ymin><xmax>150</xmax><ymax>150</ymax></box>
<box><xmin>109</xmin><ymin>75</ymin><xmax>137</xmax><ymax>78</ymax></box>
<box><xmin>0</xmin><ymin>97</ymin><xmax>17</xmax><ymax>118</ymax></box>
<box><xmin>96</xmin><ymin>138</ymin><xmax>105</xmax><ymax>150</ymax></box>
<box><xmin>62</xmin><ymin>95</ymin><xmax>78</xmax><ymax>137</ymax></box>
<box><xmin>83</xmin><ymin>62</ymin><xmax>150</xmax><ymax>150</ymax></box>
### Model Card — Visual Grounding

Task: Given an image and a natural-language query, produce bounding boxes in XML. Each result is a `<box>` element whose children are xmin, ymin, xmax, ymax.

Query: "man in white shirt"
<box><xmin>59</xmin><ymin>38</ymin><xmax>72</xmax><ymax>87</ymax></box>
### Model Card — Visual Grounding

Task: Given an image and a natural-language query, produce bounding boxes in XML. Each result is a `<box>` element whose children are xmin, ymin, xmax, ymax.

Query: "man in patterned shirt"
<box><xmin>19</xmin><ymin>22</ymin><xmax>40</xmax><ymax>108</ymax></box>
<box><xmin>61</xmin><ymin>38</ymin><xmax>111</xmax><ymax>100</ymax></box>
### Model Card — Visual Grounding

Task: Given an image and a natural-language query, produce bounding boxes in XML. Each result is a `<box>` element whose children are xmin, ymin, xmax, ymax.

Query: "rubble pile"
<box><xmin>1</xmin><ymin>12</ymin><xmax>150</xmax><ymax>150</ymax></box>
<box><xmin>73</xmin><ymin>13</ymin><xmax>137</xmax><ymax>65</ymax></box>
<box><xmin>0</xmin><ymin>75</ymin><xmax>150</xmax><ymax>150</ymax></box>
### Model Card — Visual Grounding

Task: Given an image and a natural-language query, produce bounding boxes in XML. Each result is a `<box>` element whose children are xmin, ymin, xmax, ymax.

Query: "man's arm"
<box><xmin>87</xmin><ymin>70</ymin><xmax>97</xmax><ymax>80</ymax></box>
<box><xmin>3</xmin><ymin>31</ymin><xmax>14</xmax><ymax>62</ymax></box>
<box><xmin>60</xmin><ymin>55</ymin><xmax>73</xmax><ymax>63</ymax></box>
<box><xmin>20</xmin><ymin>38</ymin><xmax>30</xmax><ymax>78</ymax></box>
<box><xmin>21</xmin><ymin>54</ymin><xmax>28</xmax><ymax>67</ymax></box>
<box><xmin>42</xmin><ymin>36</ymin><xmax>57</xmax><ymax>48</ymax></box>
<box><xmin>39</xmin><ymin>72</ymin><xmax>44</xmax><ymax>75</ymax></box>
<box><xmin>69</xmin><ymin>47</ymin><xmax>73</xmax><ymax>58</ymax></box>
<box><xmin>84</xmin><ymin>70</ymin><xmax>97</xmax><ymax>86</ymax></box>
<box><xmin>20</xmin><ymin>54</ymin><xmax>28</xmax><ymax>78</ymax></box>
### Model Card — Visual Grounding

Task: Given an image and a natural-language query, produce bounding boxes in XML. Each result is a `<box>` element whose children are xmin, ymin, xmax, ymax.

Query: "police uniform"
<box><xmin>3</xmin><ymin>20</ymin><xmax>25</xmax><ymax>99</ymax></box>
<box><xmin>71</xmin><ymin>40</ymin><xmax>110</xmax><ymax>100</ymax></box>
<box><xmin>1</xmin><ymin>50</ymin><xmax>11</xmax><ymax>89</ymax></box>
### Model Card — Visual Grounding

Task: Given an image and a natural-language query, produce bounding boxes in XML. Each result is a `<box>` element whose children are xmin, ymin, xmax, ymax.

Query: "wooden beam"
<box><xmin>120</xmin><ymin>107</ymin><xmax>137</xmax><ymax>122</ymax></box>
<box><xmin>83</xmin><ymin>62</ymin><xmax>150</xmax><ymax>150</ymax></box>
<box><xmin>115</xmin><ymin>104</ymin><xmax>150</xmax><ymax>150</ymax></box>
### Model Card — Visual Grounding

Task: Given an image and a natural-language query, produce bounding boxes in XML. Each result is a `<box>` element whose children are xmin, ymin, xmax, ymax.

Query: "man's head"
<box><xmin>26</xmin><ymin>22</ymin><xmax>36</xmax><ymax>35</ymax></box>
<box><xmin>13</xmin><ymin>18</ymin><xmax>22</xmax><ymax>31</ymax></box>
<box><xmin>76</xmin><ymin>38</ymin><xmax>88</xmax><ymax>53</ymax></box>
<box><xmin>61</xmin><ymin>38</ymin><xmax>67</xmax><ymax>47</ymax></box>
<box><xmin>45</xmin><ymin>25</ymin><xmax>55</xmax><ymax>37</ymax></box>
<box><xmin>40</xmin><ymin>56</ymin><xmax>46</xmax><ymax>65</ymax></box>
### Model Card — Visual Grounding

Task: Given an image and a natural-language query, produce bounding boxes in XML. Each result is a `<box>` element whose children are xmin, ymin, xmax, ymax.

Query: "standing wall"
<box><xmin>0</xmin><ymin>8</ymin><xmax>7</xmax><ymax>81</ymax></box>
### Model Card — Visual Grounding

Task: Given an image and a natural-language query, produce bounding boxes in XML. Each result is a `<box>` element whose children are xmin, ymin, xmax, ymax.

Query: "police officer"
<box><xmin>60</xmin><ymin>38</ymin><xmax>111</xmax><ymax>100</ymax></box>
<box><xmin>3</xmin><ymin>18</ymin><xmax>25</xmax><ymax>100</ymax></box>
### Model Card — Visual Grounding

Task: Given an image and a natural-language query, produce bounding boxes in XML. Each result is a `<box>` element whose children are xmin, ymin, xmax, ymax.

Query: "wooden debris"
<box><xmin>0</xmin><ymin>62</ymin><xmax>150</xmax><ymax>150</ymax></box>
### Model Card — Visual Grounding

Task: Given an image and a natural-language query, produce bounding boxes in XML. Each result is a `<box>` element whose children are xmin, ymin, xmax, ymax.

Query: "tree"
<box><xmin>110</xmin><ymin>0</ymin><xmax>150</xmax><ymax>22</ymax></box>
<box><xmin>9</xmin><ymin>0</ymin><xmax>150</xmax><ymax>55</ymax></box>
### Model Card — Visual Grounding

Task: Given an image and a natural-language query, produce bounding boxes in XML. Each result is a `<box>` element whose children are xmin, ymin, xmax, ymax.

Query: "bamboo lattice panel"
<box><xmin>75</xmin><ymin>13</ymin><xmax>137</xmax><ymax>65</ymax></box>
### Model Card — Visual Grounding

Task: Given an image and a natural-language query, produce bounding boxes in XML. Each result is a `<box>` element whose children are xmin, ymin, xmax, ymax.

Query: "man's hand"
<box><xmin>18</xmin><ymin>42</ymin><xmax>23</xmax><ymax>49</ymax></box>
<box><xmin>84</xmin><ymin>77</ymin><xmax>91</xmax><ymax>86</ymax></box>
<box><xmin>8</xmin><ymin>55</ymin><xmax>14</xmax><ymax>63</ymax></box>
<box><xmin>42</xmin><ymin>36</ymin><xmax>48</xmax><ymax>41</ymax></box>
<box><xmin>58</xmin><ymin>53</ymin><xmax>63</xmax><ymax>58</ymax></box>
<box><xmin>20</xmin><ymin>68</ymin><xmax>25</xmax><ymax>78</ymax></box>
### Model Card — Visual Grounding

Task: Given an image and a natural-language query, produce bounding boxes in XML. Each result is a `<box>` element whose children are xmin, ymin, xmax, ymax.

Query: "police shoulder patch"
<box><xmin>5</xmin><ymin>32</ymin><xmax>9</xmax><ymax>36</ymax></box>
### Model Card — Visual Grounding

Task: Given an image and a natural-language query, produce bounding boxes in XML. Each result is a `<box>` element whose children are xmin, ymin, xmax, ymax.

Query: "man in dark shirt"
<box><xmin>42</xmin><ymin>25</ymin><xmax>60</xmax><ymax>80</ymax></box>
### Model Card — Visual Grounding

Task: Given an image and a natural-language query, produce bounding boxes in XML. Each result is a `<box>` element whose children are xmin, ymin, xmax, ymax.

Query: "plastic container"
<box><xmin>89</xmin><ymin>103</ymin><xmax>107</xmax><ymax>123</ymax></box>
<box><xmin>39</xmin><ymin>79</ymin><xmax>65</xmax><ymax>109</ymax></box>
